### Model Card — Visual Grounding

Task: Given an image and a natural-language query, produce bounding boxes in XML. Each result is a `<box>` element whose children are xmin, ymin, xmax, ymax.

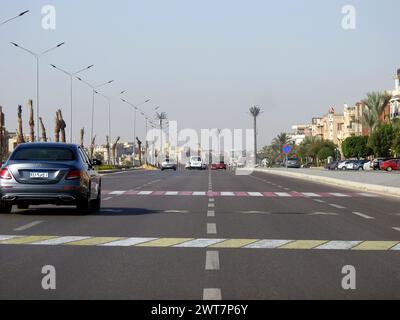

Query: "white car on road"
<box><xmin>186</xmin><ymin>156</ymin><xmax>204</xmax><ymax>170</ymax></box>
<box><xmin>338</xmin><ymin>160</ymin><xmax>354</xmax><ymax>170</ymax></box>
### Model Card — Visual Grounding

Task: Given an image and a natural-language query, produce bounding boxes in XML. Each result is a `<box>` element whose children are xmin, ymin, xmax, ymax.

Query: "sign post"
<box><xmin>282</xmin><ymin>145</ymin><xmax>292</xmax><ymax>170</ymax></box>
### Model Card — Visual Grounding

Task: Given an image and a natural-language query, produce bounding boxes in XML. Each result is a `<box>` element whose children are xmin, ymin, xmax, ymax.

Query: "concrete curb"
<box><xmin>253</xmin><ymin>168</ymin><xmax>400</xmax><ymax>198</ymax></box>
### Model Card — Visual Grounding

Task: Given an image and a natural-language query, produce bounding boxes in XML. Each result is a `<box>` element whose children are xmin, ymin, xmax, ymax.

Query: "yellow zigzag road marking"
<box><xmin>280</xmin><ymin>240</ymin><xmax>328</xmax><ymax>249</ymax></box>
<box><xmin>66</xmin><ymin>237</ymin><xmax>124</xmax><ymax>246</ymax></box>
<box><xmin>352</xmin><ymin>241</ymin><xmax>399</xmax><ymax>251</ymax></box>
<box><xmin>210</xmin><ymin>239</ymin><xmax>258</xmax><ymax>248</ymax></box>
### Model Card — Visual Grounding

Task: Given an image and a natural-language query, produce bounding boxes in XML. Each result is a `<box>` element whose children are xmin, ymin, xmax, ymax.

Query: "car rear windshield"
<box><xmin>191</xmin><ymin>157</ymin><xmax>201</xmax><ymax>161</ymax></box>
<box><xmin>11</xmin><ymin>147</ymin><xmax>76</xmax><ymax>161</ymax></box>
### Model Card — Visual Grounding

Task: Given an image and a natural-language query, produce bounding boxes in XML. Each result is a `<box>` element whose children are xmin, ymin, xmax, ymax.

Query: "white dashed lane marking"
<box><xmin>203</xmin><ymin>288</ymin><xmax>222</xmax><ymax>300</ymax></box>
<box><xmin>205</xmin><ymin>251</ymin><xmax>220</xmax><ymax>270</ymax></box>
<box><xmin>207</xmin><ymin>223</ymin><xmax>217</xmax><ymax>234</ymax></box>
<box><xmin>351</xmin><ymin>212</ymin><xmax>374</xmax><ymax>219</ymax></box>
<box><xmin>329</xmin><ymin>204</ymin><xmax>346</xmax><ymax>209</ymax></box>
<box><xmin>14</xmin><ymin>221</ymin><xmax>43</xmax><ymax>232</ymax></box>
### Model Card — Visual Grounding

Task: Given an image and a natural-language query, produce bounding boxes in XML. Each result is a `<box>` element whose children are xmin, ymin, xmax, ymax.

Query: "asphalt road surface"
<box><xmin>1</xmin><ymin>168</ymin><xmax>400</xmax><ymax>299</ymax></box>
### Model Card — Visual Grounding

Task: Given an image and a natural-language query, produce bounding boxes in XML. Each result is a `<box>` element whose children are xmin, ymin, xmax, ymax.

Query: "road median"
<box><xmin>252</xmin><ymin>168</ymin><xmax>400</xmax><ymax>198</ymax></box>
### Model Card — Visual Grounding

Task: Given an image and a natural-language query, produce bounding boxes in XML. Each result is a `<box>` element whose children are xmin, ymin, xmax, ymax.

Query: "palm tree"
<box><xmin>272</xmin><ymin>133</ymin><xmax>291</xmax><ymax>151</ymax></box>
<box><xmin>249</xmin><ymin>105</ymin><xmax>262</xmax><ymax>165</ymax></box>
<box><xmin>361</xmin><ymin>91</ymin><xmax>392</xmax><ymax>132</ymax></box>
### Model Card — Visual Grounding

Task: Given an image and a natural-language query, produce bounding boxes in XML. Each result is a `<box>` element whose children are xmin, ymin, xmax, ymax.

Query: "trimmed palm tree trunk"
<box><xmin>90</xmin><ymin>135</ymin><xmax>96</xmax><ymax>159</ymax></box>
<box><xmin>80</xmin><ymin>127</ymin><xmax>85</xmax><ymax>147</ymax></box>
<box><xmin>58</xmin><ymin>109</ymin><xmax>66</xmax><ymax>143</ymax></box>
<box><xmin>28</xmin><ymin>99</ymin><xmax>35</xmax><ymax>142</ymax></box>
<box><xmin>136</xmin><ymin>137</ymin><xmax>142</xmax><ymax>166</ymax></box>
<box><xmin>112</xmin><ymin>136</ymin><xmax>120</xmax><ymax>165</ymax></box>
<box><xmin>106</xmin><ymin>135</ymin><xmax>110</xmax><ymax>165</ymax></box>
<box><xmin>54</xmin><ymin>110</ymin><xmax>61</xmax><ymax>142</ymax></box>
<box><xmin>39</xmin><ymin>117</ymin><xmax>47</xmax><ymax>142</ymax></box>
<box><xmin>17</xmin><ymin>105</ymin><xmax>25</xmax><ymax>144</ymax></box>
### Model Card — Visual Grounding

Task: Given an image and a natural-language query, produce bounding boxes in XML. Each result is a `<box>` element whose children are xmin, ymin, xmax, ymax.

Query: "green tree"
<box><xmin>392</xmin><ymin>121</ymin><xmax>400</xmax><ymax>157</ymax></box>
<box><xmin>317</xmin><ymin>146</ymin><xmax>335</xmax><ymax>161</ymax></box>
<box><xmin>341</xmin><ymin>136</ymin><xmax>371</xmax><ymax>159</ymax></box>
<box><xmin>368</xmin><ymin>124</ymin><xmax>394</xmax><ymax>157</ymax></box>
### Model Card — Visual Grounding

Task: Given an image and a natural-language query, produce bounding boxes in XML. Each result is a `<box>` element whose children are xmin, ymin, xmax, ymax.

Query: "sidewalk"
<box><xmin>253</xmin><ymin>167</ymin><xmax>400</xmax><ymax>197</ymax></box>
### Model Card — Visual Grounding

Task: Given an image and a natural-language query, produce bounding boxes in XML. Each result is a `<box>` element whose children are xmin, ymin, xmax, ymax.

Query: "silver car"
<box><xmin>0</xmin><ymin>143</ymin><xmax>102</xmax><ymax>213</ymax></box>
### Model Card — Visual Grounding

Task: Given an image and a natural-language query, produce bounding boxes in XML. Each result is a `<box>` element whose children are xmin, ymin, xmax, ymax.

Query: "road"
<box><xmin>1</xmin><ymin>168</ymin><xmax>400</xmax><ymax>299</ymax></box>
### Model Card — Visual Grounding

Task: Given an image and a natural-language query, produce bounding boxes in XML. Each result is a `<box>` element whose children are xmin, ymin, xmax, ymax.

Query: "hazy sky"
<box><xmin>1</xmin><ymin>0</ymin><xmax>399</xmax><ymax>147</ymax></box>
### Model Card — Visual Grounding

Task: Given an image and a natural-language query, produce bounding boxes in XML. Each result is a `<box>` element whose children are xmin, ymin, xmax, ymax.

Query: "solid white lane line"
<box><xmin>352</xmin><ymin>212</ymin><xmax>374</xmax><ymax>219</ymax></box>
<box><xmin>329</xmin><ymin>204</ymin><xmax>346</xmax><ymax>209</ymax></box>
<box><xmin>31</xmin><ymin>236</ymin><xmax>90</xmax><ymax>245</ymax></box>
<box><xmin>207</xmin><ymin>210</ymin><xmax>215</xmax><ymax>217</ymax></box>
<box><xmin>14</xmin><ymin>221</ymin><xmax>43</xmax><ymax>231</ymax></box>
<box><xmin>245</xmin><ymin>239</ymin><xmax>293</xmax><ymax>249</ymax></box>
<box><xmin>315</xmin><ymin>241</ymin><xmax>362</xmax><ymax>250</ymax></box>
<box><xmin>203</xmin><ymin>288</ymin><xmax>221</xmax><ymax>300</ymax></box>
<box><xmin>207</xmin><ymin>223</ymin><xmax>217</xmax><ymax>234</ymax></box>
<box><xmin>164</xmin><ymin>210</ymin><xmax>189</xmax><ymax>213</ymax></box>
<box><xmin>175</xmin><ymin>239</ymin><xmax>225</xmax><ymax>248</ymax></box>
<box><xmin>205</xmin><ymin>251</ymin><xmax>220</xmax><ymax>270</ymax></box>
<box><xmin>101</xmin><ymin>237</ymin><xmax>157</xmax><ymax>246</ymax></box>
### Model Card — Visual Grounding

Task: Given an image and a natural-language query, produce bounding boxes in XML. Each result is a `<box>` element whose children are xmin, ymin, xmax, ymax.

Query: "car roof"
<box><xmin>16</xmin><ymin>142</ymin><xmax>78</xmax><ymax>149</ymax></box>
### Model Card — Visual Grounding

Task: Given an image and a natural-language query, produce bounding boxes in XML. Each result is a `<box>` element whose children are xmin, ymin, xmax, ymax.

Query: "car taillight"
<box><xmin>65</xmin><ymin>169</ymin><xmax>81</xmax><ymax>180</ymax></box>
<box><xmin>0</xmin><ymin>168</ymin><xmax>12</xmax><ymax>180</ymax></box>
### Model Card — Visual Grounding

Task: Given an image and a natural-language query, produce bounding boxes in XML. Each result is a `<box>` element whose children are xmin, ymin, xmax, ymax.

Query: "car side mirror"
<box><xmin>92</xmin><ymin>159</ymin><xmax>102</xmax><ymax>166</ymax></box>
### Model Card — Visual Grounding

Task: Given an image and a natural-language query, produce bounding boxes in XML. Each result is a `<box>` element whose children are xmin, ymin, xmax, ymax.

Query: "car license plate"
<box><xmin>30</xmin><ymin>172</ymin><xmax>49</xmax><ymax>178</ymax></box>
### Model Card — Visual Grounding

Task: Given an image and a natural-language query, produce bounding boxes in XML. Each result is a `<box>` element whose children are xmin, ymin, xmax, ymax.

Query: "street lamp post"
<box><xmin>120</xmin><ymin>98</ymin><xmax>151</xmax><ymax>163</ymax></box>
<box><xmin>0</xmin><ymin>10</ymin><xmax>29</xmax><ymax>26</ymax></box>
<box><xmin>76</xmin><ymin>77</ymin><xmax>114</xmax><ymax>151</ymax></box>
<box><xmin>11</xmin><ymin>42</ymin><xmax>65</xmax><ymax>140</ymax></box>
<box><xmin>50</xmin><ymin>64</ymin><xmax>94</xmax><ymax>143</ymax></box>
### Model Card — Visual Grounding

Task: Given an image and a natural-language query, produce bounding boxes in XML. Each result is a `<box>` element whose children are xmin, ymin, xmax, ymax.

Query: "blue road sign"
<box><xmin>283</xmin><ymin>145</ymin><xmax>291</xmax><ymax>154</ymax></box>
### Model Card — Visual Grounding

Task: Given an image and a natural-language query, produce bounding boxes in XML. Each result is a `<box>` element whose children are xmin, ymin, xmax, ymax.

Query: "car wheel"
<box><xmin>358</xmin><ymin>167</ymin><xmax>363</xmax><ymax>171</ymax></box>
<box><xmin>387</xmin><ymin>167</ymin><xmax>393</xmax><ymax>172</ymax></box>
<box><xmin>342</xmin><ymin>167</ymin><xmax>346</xmax><ymax>170</ymax></box>
<box><xmin>0</xmin><ymin>202</ymin><xmax>12</xmax><ymax>213</ymax></box>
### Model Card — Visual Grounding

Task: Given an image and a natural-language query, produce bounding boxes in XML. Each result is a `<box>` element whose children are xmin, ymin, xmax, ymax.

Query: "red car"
<box><xmin>211</xmin><ymin>162</ymin><xmax>227</xmax><ymax>170</ymax></box>
<box><xmin>380</xmin><ymin>159</ymin><xmax>400</xmax><ymax>171</ymax></box>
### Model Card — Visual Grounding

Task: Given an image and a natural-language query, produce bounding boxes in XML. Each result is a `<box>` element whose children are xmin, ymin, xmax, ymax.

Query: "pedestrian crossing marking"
<box><xmin>352</xmin><ymin>241</ymin><xmax>399</xmax><ymax>251</ymax></box>
<box><xmin>66</xmin><ymin>237</ymin><xmax>124</xmax><ymax>246</ymax></box>
<box><xmin>0</xmin><ymin>234</ymin><xmax>399</xmax><ymax>251</ymax></box>
<box><xmin>210</xmin><ymin>239</ymin><xmax>258</xmax><ymax>248</ymax></box>
<box><xmin>0</xmin><ymin>235</ymin><xmax>56</xmax><ymax>244</ymax></box>
<box><xmin>136</xmin><ymin>238</ymin><xmax>193</xmax><ymax>247</ymax></box>
<box><xmin>280</xmin><ymin>240</ymin><xmax>328</xmax><ymax>249</ymax></box>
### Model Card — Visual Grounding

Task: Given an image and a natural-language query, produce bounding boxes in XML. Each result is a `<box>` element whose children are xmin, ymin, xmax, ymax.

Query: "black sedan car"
<box><xmin>0</xmin><ymin>143</ymin><xmax>102</xmax><ymax>213</ymax></box>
